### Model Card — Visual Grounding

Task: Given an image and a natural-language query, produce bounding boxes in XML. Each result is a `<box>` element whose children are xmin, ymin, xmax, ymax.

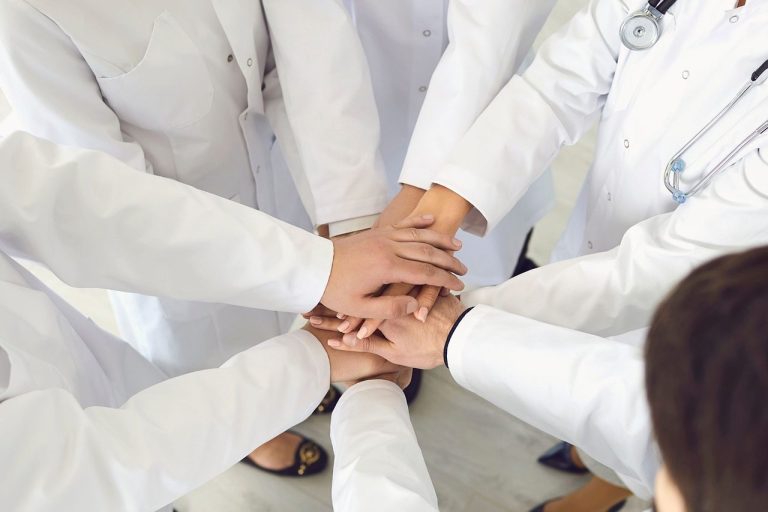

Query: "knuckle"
<box><xmin>408</xmin><ymin>228</ymin><xmax>419</xmax><ymax>241</ymax></box>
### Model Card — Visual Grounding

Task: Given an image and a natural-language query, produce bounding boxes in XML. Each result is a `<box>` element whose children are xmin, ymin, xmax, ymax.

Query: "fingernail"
<box><xmin>406</xmin><ymin>300</ymin><xmax>418</xmax><ymax>315</ymax></box>
<box><xmin>309</xmin><ymin>316</ymin><xmax>322</xmax><ymax>326</ymax></box>
<box><xmin>420</xmin><ymin>214</ymin><xmax>434</xmax><ymax>221</ymax></box>
<box><xmin>417</xmin><ymin>307</ymin><xmax>428</xmax><ymax>322</ymax></box>
<box><xmin>328</xmin><ymin>339</ymin><xmax>342</xmax><ymax>347</ymax></box>
<box><xmin>357</xmin><ymin>327</ymin><xmax>369</xmax><ymax>339</ymax></box>
<box><xmin>453</xmin><ymin>238</ymin><xmax>462</xmax><ymax>248</ymax></box>
<box><xmin>338</xmin><ymin>320</ymin><xmax>350</xmax><ymax>332</ymax></box>
<box><xmin>336</xmin><ymin>313</ymin><xmax>346</xmax><ymax>320</ymax></box>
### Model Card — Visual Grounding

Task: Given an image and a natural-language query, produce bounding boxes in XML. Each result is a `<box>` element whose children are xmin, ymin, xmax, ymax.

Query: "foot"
<box><xmin>537</xmin><ymin>441</ymin><xmax>589</xmax><ymax>474</ymax></box>
<box><xmin>313</xmin><ymin>385</ymin><xmax>341</xmax><ymax>414</ymax></box>
<box><xmin>569</xmin><ymin>444</ymin><xmax>586</xmax><ymax>470</ymax></box>
<box><xmin>539</xmin><ymin>477</ymin><xmax>631</xmax><ymax>512</ymax></box>
<box><xmin>247</xmin><ymin>431</ymin><xmax>304</xmax><ymax>471</ymax></box>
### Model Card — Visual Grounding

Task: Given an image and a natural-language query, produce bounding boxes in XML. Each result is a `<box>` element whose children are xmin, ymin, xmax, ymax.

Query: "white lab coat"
<box><xmin>0</xmin><ymin>132</ymin><xmax>333</xmax><ymax>325</ymax></box>
<box><xmin>0</xmin><ymin>250</ymin><xmax>332</xmax><ymax>511</ymax></box>
<box><xmin>347</xmin><ymin>0</ymin><xmax>558</xmax><ymax>288</ymax></box>
<box><xmin>331</xmin><ymin>380</ymin><xmax>439</xmax><ymax>512</ymax></box>
<box><xmin>326</xmin><ymin>319</ymin><xmax>657</xmax><ymax>511</ymax></box>
<box><xmin>431</xmin><ymin>0</ymin><xmax>768</xmax><ymax>335</ymax></box>
<box><xmin>0</xmin><ymin>0</ymin><xmax>387</xmax><ymax>375</ymax></box>
<box><xmin>0</xmin><ymin>131</ymin><xmax>392</xmax><ymax>512</ymax></box>
<box><xmin>449</xmin><ymin>307</ymin><xmax>656</xmax><ymax>499</ymax></box>
<box><xmin>350</xmin><ymin>1</ymin><xmax>768</xmax><ymax>504</ymax></box>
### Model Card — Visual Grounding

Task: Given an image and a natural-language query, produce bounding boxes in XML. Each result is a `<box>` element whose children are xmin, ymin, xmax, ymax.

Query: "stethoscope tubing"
<box><xmin>664</xmin><ymin>59</ymin><xmax>768</xmax><ymax>203</ymax></box>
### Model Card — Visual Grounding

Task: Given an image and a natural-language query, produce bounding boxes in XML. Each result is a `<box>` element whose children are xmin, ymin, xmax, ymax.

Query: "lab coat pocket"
<box><xmin>97</xmin><ymin>12</ymin><xmax>214</xmax><ymax>131</ymax></box>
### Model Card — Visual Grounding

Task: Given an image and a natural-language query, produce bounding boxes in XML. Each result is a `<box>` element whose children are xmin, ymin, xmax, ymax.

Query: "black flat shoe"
<box><xmin>313</xmin><ymin>385</ymin><xmax>341</xmax><ymax>414</ymax></box>
<box><xmin>241</xmin><ymin>431</ymin><xmax>328</xmax><ymax>477</ymax></box>
<box><xmin>404</xmin><ymin>368</ymin><xmax>422</xmax><ymax>405</ymax></box>
<box><xmin>537</xmin><ymin>441</ymin><xmax>589</xmax><ymax>474</ymax></box>
<box><xmin>529</xmin><ymin>497</ymin><xmax>626</xmax><ymax>512</ymax></box>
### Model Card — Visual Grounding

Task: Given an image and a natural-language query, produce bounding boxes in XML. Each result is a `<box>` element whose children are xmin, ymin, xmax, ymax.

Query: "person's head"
<box><xmin>646</xmin><ymin>247</ymin><xmax>768</xmax><ymax>512</ymax></box>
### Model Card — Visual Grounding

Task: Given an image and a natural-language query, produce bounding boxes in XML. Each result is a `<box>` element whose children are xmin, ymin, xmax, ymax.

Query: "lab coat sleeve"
<box><xmin>261</xmin><ymin>0</ymin><xmax>389</xmax><ymax>226</ymax></box>
<box><xmin>0</xmin><ymin>330</ymin><xmax>330</xmax><ymax>511</ymax></box>
<box><xmin>331</xmin><ymin>380</ymin><xmax>439</xmax><ymax>512</ymax></box>
<box><xmin>0</xmin><ymin>131</ymin><xmax>334</xmax><ymax>314</ymax></box>
<box><xmin>430</xmin><ymin>0</ymin><xmax>625</xmax><ymax>235</ymax></box>
<box><xmin>448</xmin><ymin>305</ymin><xmax>657</xmax><ymax>499</ymax></box>
<box><xmin>262</xmin><ymin>64</ymin><xmax>379</xmax><ymax>235</ymax></box>
<box><xmin>399</xmin><ymin>0</ymin><xmax>557</xmax><ymax>190</ymax></box>
<box><xmin>464</xmin><ymin>146</ymin><xmax>768</xmax><ymax>336</ymax></box>
<box><xmin>0</xmin><ymin>0</ymin><xmax>149</xmax><ymax>171</ymax></box>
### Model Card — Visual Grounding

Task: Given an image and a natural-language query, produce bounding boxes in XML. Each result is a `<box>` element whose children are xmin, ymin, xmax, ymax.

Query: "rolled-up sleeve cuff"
<box><xmin>315</xmin><ymin>194</ymin><xmax>388</xmax><ymax>227</ymax></box>
<box><xmin>431</xmin><ymin>166</ymin><xmax>507</xmax><ymax>237</ymax></box>
<box><xmin>293</xmin><ymin>236</ymin><xmax>335</xmax><ymax>313</ymax></box>
<box><xmin>335</xmin><ymin>379</ymin><xmax>405</xmax><ymax>413</ymax></box>
<box><xmin>328</xmin><ymin>214</ymin><xmax>379</xmax><ymax>237</ymax></box>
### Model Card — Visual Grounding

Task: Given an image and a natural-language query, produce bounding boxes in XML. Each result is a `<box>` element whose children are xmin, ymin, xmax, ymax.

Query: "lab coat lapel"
<box><xmin>209</xmin><ymin>0</ymin><xmax>269</xmax><ymax>89</ymax></box>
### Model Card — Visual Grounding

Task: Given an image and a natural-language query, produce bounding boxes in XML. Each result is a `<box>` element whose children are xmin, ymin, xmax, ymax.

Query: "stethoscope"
<box><xmin>620</xmin><ymin>0</ymin><xmax>678</xmax><ymax>51</ymax></box>
<box><xmin>621</xmin><ymin>1</ymin><xmax>768</xmax><ymax>203</ymax></box>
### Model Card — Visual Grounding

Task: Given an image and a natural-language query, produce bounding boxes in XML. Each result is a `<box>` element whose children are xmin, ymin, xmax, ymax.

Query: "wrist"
<box><xmin>411</xmin><ymin>185</ymin><xmax>471</xmax><ymax>234</ymax></box>
<box><xmin>378</xmin><ymin>185</ymin><xmax>425</xmax><ymax>227</ymax></box>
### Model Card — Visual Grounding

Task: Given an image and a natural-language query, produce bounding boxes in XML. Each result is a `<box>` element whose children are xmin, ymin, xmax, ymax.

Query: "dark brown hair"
<box><xmin>646</xmin><ymin>247</ymin><xmax>768</xmax><ymax>511</ymax></box>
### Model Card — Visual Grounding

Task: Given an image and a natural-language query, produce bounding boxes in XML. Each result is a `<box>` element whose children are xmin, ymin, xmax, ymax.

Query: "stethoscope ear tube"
<box><xmin>649</xmin><ymin>0</ymin><xmax>678</xmax><ymax>15</ymax></box>
<box><xmin>752</xmin><ymin>59</ymin><xmax>768</xmax><ymax>83</ymax></box>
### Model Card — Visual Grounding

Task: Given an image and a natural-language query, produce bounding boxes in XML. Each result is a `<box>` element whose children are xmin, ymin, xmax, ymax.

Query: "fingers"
<box><xmin>337</xmin><ymin>316</ymin><xmax>364</xmax><ymax>335</ymax></box>
<box><xmin>356</xmin><ymin>282</ymin><xmax>415</xmax><ymax>338</ymax></box>
<box><xmin>302</xmin><ymin>304</ymin><xmax>337</xmax><ymax>319</ymax></box>
<box><xmin>351</xmin><ymin>295</ymin><xmax>419</xmax><ymax>321</ymax></box>
<box><xmin>328</xmin><ymin>332</ymin><xmax>392</xmax><ymax>359</ymax></box>
<box><xmin>415</xmin><ymin>285</ymin><xmax>441</xmax><ymax>322</ymax></box>
<box><xmin>389</xmin><ymin>227</ymin><xmax>463</xmax><ymax>252</ymax></box>
<box><xmin>391</xmin><ymin>260</ymin><xmax>465</xmax><ymax>292</ymax></box>
<box><xmin>308</xmin><ymin>315</ymin><xmax>345</xmax><ymax>332</ymax></box>
<box><xmin>394</xmin><ymin>242</ymin><xmax>467</xmax><ymax>276</ymax></box>
<box><xmin>391</xmin><ymin>214</ymin><xmax>435</xmax><ymax>230</ymax></box>
<box><xmin>357</xmin><ymin>318</ymin><xmax>384</xmax><ymax>339</ymax></box>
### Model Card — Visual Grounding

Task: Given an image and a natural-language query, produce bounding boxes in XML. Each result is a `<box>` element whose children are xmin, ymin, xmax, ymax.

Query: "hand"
<box><xmin>303</xmin><ymin>324</ymin><xmax>404</xmax><ymax>383</ymax></box>
<box><xmin>337</xmin><ymin>186</ymin><xmax>472</xmax><ymax>338</ymax></box>
<box><xmin>320</xmin><ymin>215</ymin><xmax>466</xmax><ymax>320</ymax></box>
<box><xmin>325</xmin><ymin>295</ymin><xmax>466</xmax><ymax>369</ymax></box>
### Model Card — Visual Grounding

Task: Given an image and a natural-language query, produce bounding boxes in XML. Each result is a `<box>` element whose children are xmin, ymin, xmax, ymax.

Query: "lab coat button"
<box><xmin>418</xmin><ymin>86</ymin><xmax>428</xmax><ymax>92</ymax></box>
<box><xmin>682</xmin><ymin>70</ymin><xmax>690</xmax><ymax>79</ymax></box>
<box><xmin>227</xmin><ymin>54</ymin><xmax>234</xmax><ymax>63</ymax></box>
<box><xmin>623</xmin><ymin>139</ymin><xmax>630</xmax><ymax>149</ymax></box>
<box><xmin>423</xmin><ymin>29</ymin><xmax>432</xmax><ymax>37</ymax></box>
<box><xmin>607</xmin><ymin>192</ymin><xmax>612</xmax><ymax>202</ymax></box>
<box><xmin>587</xmin><ymin>241</ymin><xmax>593</xmax><ymax>250</ymax></box>
<box><xmin>729</xmin><ymin>15</ymin><xmax>739</xmax><ymax>23</ymax></box>
<box><xmin>247</xmin><ymin>58</ymin><xmax>254</xmax><ymax>67</ymax></box>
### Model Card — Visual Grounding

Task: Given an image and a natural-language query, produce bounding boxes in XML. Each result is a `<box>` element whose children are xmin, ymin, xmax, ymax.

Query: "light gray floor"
<box><xmin>1</xmin><ymin>2</ymin><xmax>651</xmax><ymax>511</ymax></box>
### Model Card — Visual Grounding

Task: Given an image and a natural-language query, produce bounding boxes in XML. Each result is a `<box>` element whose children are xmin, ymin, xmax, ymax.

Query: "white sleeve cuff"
<box><xmin>328</xmin><ymin>214</ymin><xmax>379</xmax><ymax>238</ymax></box>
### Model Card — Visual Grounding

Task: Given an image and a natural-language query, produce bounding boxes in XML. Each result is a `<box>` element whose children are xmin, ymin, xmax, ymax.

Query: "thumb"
<box><xmin>356</xmin><ymin>295</ymin><xmax>419</xmax><ymax>320</ymax></box>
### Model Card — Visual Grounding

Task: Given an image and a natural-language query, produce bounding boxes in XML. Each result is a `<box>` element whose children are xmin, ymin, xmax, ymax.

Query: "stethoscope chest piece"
<box><xmin>620</xmin><ymin>7</ymin><xmax>663</xmax><ymax>51</ymax></box>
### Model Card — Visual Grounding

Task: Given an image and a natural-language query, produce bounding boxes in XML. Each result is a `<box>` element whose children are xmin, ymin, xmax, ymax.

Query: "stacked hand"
<box><xmin>321</xmin><ymin>185</ymin><xmax>471</xmax><ymax>341</ymax></box>
<box><xmin>306</xmin><ymin>185</ymin><xmax>472</xmax><ymax>386</ymax></box>
<box><xmin>307</xmin><ymin>211</ymin><xmax>466</xmax><ymax>386</ymax></box>
<box><xmin>318</xmin><ymin>214</ymin><xmax>466</xmax><ymax>321</ymax></box>
<box><xmin>309</xmin><ymin>294</ymin><xmax>466</xmax><ymax>370</ymax></box>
